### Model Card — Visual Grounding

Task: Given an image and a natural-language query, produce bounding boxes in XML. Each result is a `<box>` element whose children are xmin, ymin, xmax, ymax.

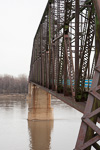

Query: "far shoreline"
<box><xmin>0</xmin><ymin>93</ymin><xmax>27</xmax><ymax>100</ymax></box>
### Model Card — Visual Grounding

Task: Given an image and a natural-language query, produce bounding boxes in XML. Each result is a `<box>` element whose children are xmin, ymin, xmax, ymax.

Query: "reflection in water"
<box><xmin>28</xmin><ymin>108</ymin><xmax>53</xmax><ymax>121</ymax></box>
<box><xmin>0</xmin><ymin>97</ymin><xmax>85</xmax><ymax>150</ymax></box>
<box><xmin>28</xmin><ymin>120</ymin><xmax>53</xmax><ymax>150</ymax></box>
<box><xmin>28</xmin><ymin>90</ymin><xmax>54</xmax><ymax>150</ymax></box>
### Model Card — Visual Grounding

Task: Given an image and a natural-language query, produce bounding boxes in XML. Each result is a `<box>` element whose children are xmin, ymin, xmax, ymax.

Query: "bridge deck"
<box><xmin>32</xmin><ymin>82</ymin><xmax>85</xmax><ymax>113</ymax></box>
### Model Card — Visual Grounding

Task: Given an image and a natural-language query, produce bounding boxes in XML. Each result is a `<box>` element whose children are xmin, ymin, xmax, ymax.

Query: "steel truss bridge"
<box><xmin>29</xmin><ymin>0</ymin><xmax>100</xmax><ymax>149</ymax></box>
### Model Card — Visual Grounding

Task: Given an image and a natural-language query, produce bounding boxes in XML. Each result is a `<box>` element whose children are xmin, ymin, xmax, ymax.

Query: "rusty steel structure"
<box><xmin>29</xmin><ymin>0</ymin><xmax>100</xmax><ymax>149</ymax></box>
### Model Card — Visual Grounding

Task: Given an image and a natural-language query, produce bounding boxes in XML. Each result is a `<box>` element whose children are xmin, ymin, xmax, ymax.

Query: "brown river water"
<box><xmin>0</xmin><ymin>97</ymin><xmax>84</xmax><ymax>150</ymax></box>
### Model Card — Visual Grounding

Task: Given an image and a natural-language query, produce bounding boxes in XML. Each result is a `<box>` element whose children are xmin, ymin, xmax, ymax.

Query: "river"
<box><xmin>0</xmin><ymin>97</ymin><xmax>83</xmax><ymax>150</ymax></box>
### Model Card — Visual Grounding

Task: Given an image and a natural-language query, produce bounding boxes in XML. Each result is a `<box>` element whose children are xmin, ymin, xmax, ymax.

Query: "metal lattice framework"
<box><xmin>29</xmin><ymin>0</ymin><xmax>100</xmax><ymax>149</ymax></box>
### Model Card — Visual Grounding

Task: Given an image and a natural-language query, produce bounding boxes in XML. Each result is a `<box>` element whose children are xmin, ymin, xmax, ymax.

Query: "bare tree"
<box><xmin>0</xmin><ymin>74</ymin><xmax>28</xmax><ymax>94</ymax></box>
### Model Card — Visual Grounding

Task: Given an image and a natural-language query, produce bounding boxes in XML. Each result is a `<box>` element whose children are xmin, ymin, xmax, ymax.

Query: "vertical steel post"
<box><xmin>75</xmin><ymin>0</ymin><xmax>79</xmax><ymax>98</ymax></box>
<box><xmin>95</xmin><ymin>15</ymin><xmax>100</xmax><ymax>63</ymax></box>
<box><xmin>40</xmin><ymin>25</ymin><xmax>42</xmax><ymax>85</ymax></box>
<box><xmin>64</xmin><ymin>45</ymin><xmax>68</xmax><ymax>96</ymax></box>
<box><xmin>52</xmin><ymin>2</ymin><xmax>55</xmax><ymax>91</ymax></box>
<box><xmin>49</xmin><ymin>2</ymin><xmax>51</xmax><ymax>89</ymax></box>
<box><xmin>93</xmin><ymin>0</ymin><xmax>100</xmax><ymax>24</ymax></box>
<box><xmin>52</xmin><ymin>43</ymin><xmax>55</xmax><ymax>90</ymax></box>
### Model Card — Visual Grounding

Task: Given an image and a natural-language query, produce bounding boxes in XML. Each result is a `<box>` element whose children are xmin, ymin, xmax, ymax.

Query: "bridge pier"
<box><xmin>28</xmin><ymin>84</ymin><xmax>53</xmax><ymax>120</ymax></box>
<box><xmin>27</xmin><ymin>83</ymin><xmax>32</xmax><ymax>100</ymax></box>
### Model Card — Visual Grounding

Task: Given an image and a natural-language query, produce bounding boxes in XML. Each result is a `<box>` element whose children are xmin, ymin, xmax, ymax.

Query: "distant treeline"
<box><xmin>0</xmin><ymin>75</ymin><xmax>28</xmax><ymax>94</ymax></box>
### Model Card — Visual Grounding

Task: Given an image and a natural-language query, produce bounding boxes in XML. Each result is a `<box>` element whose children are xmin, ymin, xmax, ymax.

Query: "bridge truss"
<box><xmin>29</xmin><ymin>0</ymin><xmax>100</xmax><ymax>149</ymax></box>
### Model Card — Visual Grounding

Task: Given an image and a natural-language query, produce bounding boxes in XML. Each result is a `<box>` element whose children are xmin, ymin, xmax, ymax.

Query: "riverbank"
<box><xmin>0</xmin><ymin>94</ymin><xmax>27</xmax><ymax>100</ymax></box>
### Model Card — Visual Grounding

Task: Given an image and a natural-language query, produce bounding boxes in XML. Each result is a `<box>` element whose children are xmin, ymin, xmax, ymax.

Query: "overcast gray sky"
<box><xmin>0</xmin><ymin>0</ymin><xmax>47</xmax><ymax>77</ymax></box>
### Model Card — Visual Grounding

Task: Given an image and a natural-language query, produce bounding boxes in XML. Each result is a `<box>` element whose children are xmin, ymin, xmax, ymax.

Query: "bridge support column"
<box><xmin>28</xmin><ymin>85</ymin><xmax>53</xmax><ymax>120</ymax></box>
<box><xmin>27</xmin><ymin>83</ymin><xmax>32</xmax><ymax>101</ymax></box>
<box><xmin>28</xmin><ymin>83</ymin><xmax>32</xmax><ymax>97</ymax></box>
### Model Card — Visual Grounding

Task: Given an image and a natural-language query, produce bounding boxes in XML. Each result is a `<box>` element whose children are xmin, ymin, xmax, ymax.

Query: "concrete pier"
<box><xmin>28</xmin><ymin>84</ymin><xmax>53</xmax><ymax>120</ymax></box>
<box><xmin>26</xmin><ymin>83</ymin><xmax>32</xmax><ymax>101</ymax></box>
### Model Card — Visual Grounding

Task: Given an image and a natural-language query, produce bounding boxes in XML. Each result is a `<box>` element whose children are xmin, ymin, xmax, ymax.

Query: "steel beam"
<box><xmin>93</xmin><ymin>0</ymin><xmax>100</xmax><ymax>24</ymax></box>
<box><xmin>28</xmin><ymin>0</ymin><xmax>100</xmax><ymax>149</ymax></box>
<box><xmin>75</xmin><ymin>53</ymin><xmax>100</xmax><ymax>149</ymax></box>
<box><xmin>75</xmin><ymin>0</ymin><xmax>79</xmax><ymax>98</ymax></box>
